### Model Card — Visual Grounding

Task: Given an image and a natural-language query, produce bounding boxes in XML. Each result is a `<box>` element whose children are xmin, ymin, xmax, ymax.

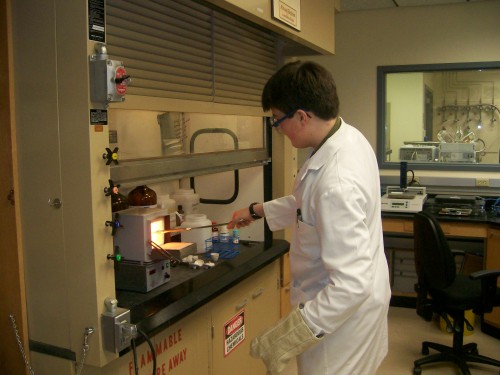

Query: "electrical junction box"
<box><xmin>89</xmin><ymin>43</ymin><xmax>131</xmax><ymax>106</ymax></box>
<box><xmin>101</xmin><ymin>307</ymin><xmax>136</xmax><ymax>353</ymax></box>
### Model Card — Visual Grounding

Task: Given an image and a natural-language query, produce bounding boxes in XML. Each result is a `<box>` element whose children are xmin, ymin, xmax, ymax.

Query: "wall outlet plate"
<box><xmin>475</xmin><ymin>178</ymin><xmax>490</xmax><ymax>187</ymax></box>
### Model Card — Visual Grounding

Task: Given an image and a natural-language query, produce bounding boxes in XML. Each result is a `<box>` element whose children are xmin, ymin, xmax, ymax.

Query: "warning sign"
<box><xmin>115</xmin><ymin>67</ymin><xmax>128</xmax><ymax>95</ymax></box>
<box><xmin>223</xmin><ymin>310</ymin><xmax>245</xmax><ymax>357</ymax></box>
<box><xmin>88</xmin><ymin>0</ymin><xmax>105</xmax><ymax>42</ymax></box>
<box><xmin>90</xmin><ymin>109</ymin><xmax>107</xmax><ymax>125</ymax></box>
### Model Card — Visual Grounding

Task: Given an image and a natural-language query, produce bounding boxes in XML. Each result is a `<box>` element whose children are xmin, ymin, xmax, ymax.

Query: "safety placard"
<box><xmin>272</xmin><ymin>0</ymin><xmax>301</xmax><ymax>31</ymax></box>
<box><xmin>90</xmin><ymin>109</ymin><xmax>108</xmax><ymax>125</ymax></box>
<box><xmin>88</xmin><ymin>0</ymin><xmax>105</xmax><ymax>42</ymax></box>
<box><xmin>223</xmin><ymin>310</ymin><xmax>245</xmax><ymax>356</ymax></box>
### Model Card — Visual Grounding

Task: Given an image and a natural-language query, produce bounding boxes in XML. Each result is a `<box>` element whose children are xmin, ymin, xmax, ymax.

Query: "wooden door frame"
<box><xmin>0</xmin><ymin>0</ymin><xmax>29</xmax><ymax>373</ymax></box>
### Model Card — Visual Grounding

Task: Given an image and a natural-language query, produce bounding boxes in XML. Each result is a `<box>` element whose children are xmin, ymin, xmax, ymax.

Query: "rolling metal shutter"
<box><xmin>106</xmin><ymin>0</ymin><xmax>278</xmax><ymax>107</ymax></box>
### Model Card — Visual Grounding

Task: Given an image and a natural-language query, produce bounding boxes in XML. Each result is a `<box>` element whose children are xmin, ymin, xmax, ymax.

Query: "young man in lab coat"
<box><xmin>228</xmin><ymin>61</ymin><xmax>391</xmax><ymax>375</ymax></box>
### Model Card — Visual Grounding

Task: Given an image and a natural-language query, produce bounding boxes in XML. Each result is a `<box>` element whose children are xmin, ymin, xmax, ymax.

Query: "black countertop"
<box><xmin>116</xmin><ymin>239</ymin><xmax>289</xmax><ymax>337</ymax></box>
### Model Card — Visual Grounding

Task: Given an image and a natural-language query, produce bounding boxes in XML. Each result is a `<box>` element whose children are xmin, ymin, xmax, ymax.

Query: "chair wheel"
<box><xmin>422</xmin><ymin>347</ymin><xmax>429</xmax><ymax>355</ymax></box>
<box><xmin>413</xmin><ymin>366</ymin><xmax>422</xmax><ymax>375</ymax></box>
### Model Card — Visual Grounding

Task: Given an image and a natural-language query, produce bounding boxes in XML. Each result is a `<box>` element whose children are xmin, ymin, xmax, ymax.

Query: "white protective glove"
<box><xmin>250</xmin><ymin>304</ymin><xmax>323</xmax><ymax>374</ymax></box>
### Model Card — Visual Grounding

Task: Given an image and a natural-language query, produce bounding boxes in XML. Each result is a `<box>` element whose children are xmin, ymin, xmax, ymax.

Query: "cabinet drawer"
<box><xmin>383</xmin><ymin>218</ymin><xmax>487</xmax><ymax>238</ymax></box>
<box><xmin>440</xmin><ymin>223</ymin><xmax>487</xmax><ymax>238</ymax></box>
<box><xmin>393</xmin><ymin>274</ymin><xmax>417</xmax><ymax>294</ymax></box>
<box><xmin>393</xmin><ymin>252</ymin><xmax>417</xmax><ymax>277</ymax></box>
<box><xmin>382</xmin><ymin>218</ymin><xmax>413</xmax><ymax>233</ymax></box>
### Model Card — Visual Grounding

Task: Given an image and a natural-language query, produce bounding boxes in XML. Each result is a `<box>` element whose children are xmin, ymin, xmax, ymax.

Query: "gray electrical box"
<box><xmin>89</xmin><ymin>43</ymin><xmax>131</xmax><ymax>106</ymax></box>
<box><xmin>101</xmin><ymin>307</ymin><xmax>136</xmax><ymax>353</ymax></box>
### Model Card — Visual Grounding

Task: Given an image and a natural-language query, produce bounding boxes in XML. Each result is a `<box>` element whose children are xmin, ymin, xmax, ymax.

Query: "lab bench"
<box><xmin>89</xmin><ymin>240</ymin><xmax>289</xmax><ymax>375</ymax></box>
<box><xmin>382</xmin><ymin>210</ymin><xmax>500</xmax><ymax>339</ymax></box>
<box><xmin>117</xmin><ymin>240</ymin><xmax>289</xmax><ymax>332</ymax></box>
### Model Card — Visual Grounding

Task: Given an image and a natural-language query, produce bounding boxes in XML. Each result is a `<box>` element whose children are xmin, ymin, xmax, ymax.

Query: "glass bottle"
<box><xmin>232</xmin><ymin>229</ymin><xmax>240</xmax><ymax>245</ymax></box>
<box><xmin>437</xmin><ymin>127</ymin><xmax>453</xmax><ymax>143</ymax></box>
<box><xmin>127</xmin><ymin>185</ymin><xmax>157</xmax><ymax>208</ymax></box>
<box><xmin>111</xmin><ymin>191</ymin><xmax>129</xmax><ymax>212</ymax></box>
<box><xmin>212</xmin><ymin>222</ymin><xmax>219</xmax><ymax>243</ymax></box>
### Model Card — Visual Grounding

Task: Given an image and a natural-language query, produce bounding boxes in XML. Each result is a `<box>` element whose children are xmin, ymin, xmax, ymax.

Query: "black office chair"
<box><xmin>413</xmin><ymin>211</ymin><xmax>500</xmax><ymax>375</ymax></box>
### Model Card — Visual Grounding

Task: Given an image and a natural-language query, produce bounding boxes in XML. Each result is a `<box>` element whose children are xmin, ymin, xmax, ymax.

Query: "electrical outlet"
<box><xmin>102</xmin><ymin>307</ymin><xmax>137</xmax><ymax>353</ymax></box>
<box><xmin>475</xmin><ymin>178</ymin><xmax>490</xmax><ymax>187</ymax></box>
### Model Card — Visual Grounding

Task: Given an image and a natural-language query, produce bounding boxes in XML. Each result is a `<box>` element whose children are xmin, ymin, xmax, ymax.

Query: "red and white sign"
<box><xmin>223</xmin><ymin>310</ymin><xmax>245</xmax><ymax>356</ymax></box>
<box><xmin>115</xmin><ymin>66</ymin><xmax>128</xmax><ymax>95</ymax></box>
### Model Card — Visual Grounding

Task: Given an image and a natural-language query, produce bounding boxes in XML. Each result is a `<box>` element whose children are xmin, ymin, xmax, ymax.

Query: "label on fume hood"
<box><xmin>88</xmin><ymin>0</ymin><xmax>105</xmax><ymax>42</ymax></box>
<box><xmin>90</xmin><ymin>109</ymin><xmax>108</xmax><ymax>125</ymax></box>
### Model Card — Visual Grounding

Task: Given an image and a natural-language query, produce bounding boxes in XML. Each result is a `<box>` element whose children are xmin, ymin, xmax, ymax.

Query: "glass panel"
<box><xmin>108</xmin><ymin>109</ymin><xmax>265</xmax><ymax>161</ymax></box>
<box><xmin>377</xmin><ymin>62</ymin><xmax>500</xmax><ymax>171</ymax></box>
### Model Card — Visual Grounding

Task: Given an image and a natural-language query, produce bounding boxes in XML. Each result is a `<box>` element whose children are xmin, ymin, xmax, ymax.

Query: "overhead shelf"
<box><xmin>110</xmin><ymin>148</ymin><xmax>270</xmax><ymax>187</ymax></box>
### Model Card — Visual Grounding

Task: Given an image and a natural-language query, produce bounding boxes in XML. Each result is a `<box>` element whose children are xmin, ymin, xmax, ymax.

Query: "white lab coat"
<box><xmin>263</xmin><ymin>120</ymin><xmax>391</xmax><ymax>375</ymax></box>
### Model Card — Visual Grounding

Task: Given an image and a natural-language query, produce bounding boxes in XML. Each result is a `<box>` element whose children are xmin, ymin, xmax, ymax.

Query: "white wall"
<box><xmin>305</xmin><ymin>1</ymin><xmax>500</xmax><ymax>180</ymax></box>
<box><xmin>387</xmin><ymin>72</ymin><xmax>424</xmax><ymax>159</ymax></box>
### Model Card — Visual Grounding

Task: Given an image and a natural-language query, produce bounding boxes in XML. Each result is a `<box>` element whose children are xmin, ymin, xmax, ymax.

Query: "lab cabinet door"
<box><xmin>210</xmin><ymin>261</ymin><xmax>280</xmax><ymax>375</ymax></box>
<box><xmin>280</xmin><ymin>252</ymin><xmax>292</xmax><ymax>317</ymax></box>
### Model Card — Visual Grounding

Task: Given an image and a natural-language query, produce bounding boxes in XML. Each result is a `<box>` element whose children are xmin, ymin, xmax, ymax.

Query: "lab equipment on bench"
<box><xmin>381</xmin><ymin>161</ymin><xmax>428</xmax><ymax>213</ymax></box>
<box><xmin>424</xmin><ymin>195</ymin><xmax>486</xmax><ymax>217</ymax></box>
<box><xmin>180</xmin><ymin>213</ymin><xmax>212</xmax><ymax>252</ymax></box>
<box><xmin>112</xmin><ymin>207</ymin><xmax>174</xmax><ymax>292</ymax></box>
<box><xmin>381</xmin><ymin>186</ymin><xmax>428</xmax><ymax>213</ymax></box>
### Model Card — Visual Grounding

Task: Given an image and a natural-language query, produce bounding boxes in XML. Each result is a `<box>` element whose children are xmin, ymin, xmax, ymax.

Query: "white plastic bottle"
<box><xmin>180</xmin><ymin>214</ymin><xmax>212</xmax><ymax>252</ymax></box>
<box><xmin>171</xmin><ymin>189</ymin><xmax>200</xmax><ymax>214</ymax></box>
<box><xmin>157</xmin><ymin>194</ymin><xmax>177</xmax><ymax>230</ymax></box>
<box><xmin>219</xmin><ymin>225</ymin><xmax>230</xmax><ymax>243</ymax></box>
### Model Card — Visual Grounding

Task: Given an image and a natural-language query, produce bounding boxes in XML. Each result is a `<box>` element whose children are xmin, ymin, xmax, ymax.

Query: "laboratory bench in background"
<box><xmin>382</xmin><ymin>210</ymin><xmax>500</xmax><ymax>339</ymax></box>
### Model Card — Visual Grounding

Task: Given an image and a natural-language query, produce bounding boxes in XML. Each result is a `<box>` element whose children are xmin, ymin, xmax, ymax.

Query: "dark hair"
<box><xmin>261</xmin><ymin>61</ymin><xmax>340</xmax><ymax>120</ymax></box>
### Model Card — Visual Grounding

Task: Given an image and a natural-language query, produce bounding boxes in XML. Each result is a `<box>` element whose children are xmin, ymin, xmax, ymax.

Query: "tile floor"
<box><xmin>280</xmin><ymin>306</ymin><xmax>500</xmax><ymax>375</ymax></box>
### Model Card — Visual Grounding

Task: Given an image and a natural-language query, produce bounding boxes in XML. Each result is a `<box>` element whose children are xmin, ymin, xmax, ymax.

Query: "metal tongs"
<box><xmin>155</xmin><ymin>221</ymin><xmax>240</xmax><ymax>234</ymax></box>
<box><xmin>148</xmin><ymin>240</ymin><xmax>180</xmax><ymax>266</ymax></box>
